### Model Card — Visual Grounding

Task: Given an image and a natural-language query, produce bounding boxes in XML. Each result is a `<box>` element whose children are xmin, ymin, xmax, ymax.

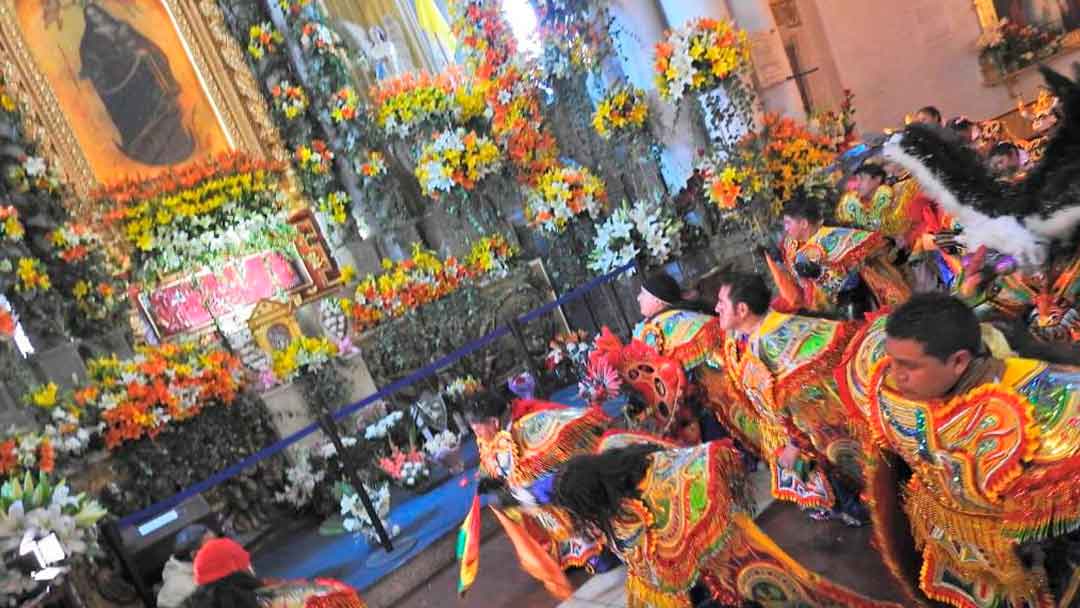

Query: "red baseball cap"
<box><xmin>193</xmin><ymin>538</ymin><xmax>252</xmax><ymax>585</ymax></box>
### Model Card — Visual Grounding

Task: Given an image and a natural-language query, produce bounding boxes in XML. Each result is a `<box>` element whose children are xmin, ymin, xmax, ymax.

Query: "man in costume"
<box><xmin>838</xmin><ymin>292</ymin><xmax>1080</xmax><ymax>608</ymax></box>
<box><xmin>766</xmin><ymin>192</ymin><xmax>910</xmax><ymax>317</ymax></box>
<box><xmin>552</xmin><ymin>442</ymin><xmax>904</xmax><ymax>608</ymax></box>
<box><xmin>633</xmin><ymin>272</ymin><xmax>720</xmax><ymax>371</ymax></box>
<box><xmin>184</xmin><ymin>537</ymin><xmax>367</xmax><ymax>607</ymax></box>
<box><xmin>836</xmin><ymin>163</ymin><xmax>894</xmax><ymax>232</ymax></box>
<box><xmin>468</xmin><ymin>388</ymin><xmax>616</xmax><ymax>585</ymax></box>
<box><xmin>713</xmin><ymin>272</ymin><xmax>865</xmax><ymax>524</ymax></box>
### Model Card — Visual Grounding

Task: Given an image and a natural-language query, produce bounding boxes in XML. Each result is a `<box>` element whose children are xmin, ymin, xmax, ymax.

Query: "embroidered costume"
<box><xmin>476</xmin><ymin>400</ymin><xmax>612</xmax><ymax>570</ymax></box>
<box><xmin>769</xmin><ymin>225</ymin><xmax>910</xmax><ymax>315</ymax></box>
<box><xmin>613</xmin><ymin>442</ymin><xmax>902</xmax><ymax>608</ymax></box>
<box><xmin>836</xmin><ymin>184</ymin><xmax>894</xmax><ymax>232</ymax></box>
<box><xmin>839</xmin><ymin>314</ymin><xmax>1080</xmax><ymax>608</ymax></box>
<box><xmin>720</xmin><ymin>311</ymin><xmax>862</xmax><ymax>510</ymax></box>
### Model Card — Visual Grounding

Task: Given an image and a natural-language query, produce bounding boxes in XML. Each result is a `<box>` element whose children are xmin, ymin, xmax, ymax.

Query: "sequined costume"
<box><xmin>836</xmin><ymin>184</ymin><xmax>894</xmax><ymax>232</ymax></box>
<box><xmin>720</xmin><ymin>311</ymin><xmax>862</xmax><ymax>510</ymax></box>
<box><xmin>769</xmin><ymin>225</ymin><xmax>911</xmax><ymax>315</ymax></box>
<box><xmin>611</xmin><ymin>441</ymin><xmax>902</xmax><ymax>608</ymax></box>
<box><xmin>839</xmin><ymin>314</ymin><xmax>1080</xmax><ymax>608</ymax></box>
<box><xmin>476</xmin><ymin>400</ymin><xmax>612</xmax><ymax>569</ymax></box>
<box><xmin>632</xmin><ymin>308</ymin><xmax>723</xmax><ymax>372</ymax></box>
<box><xmin>186</xmin><ymin>579</ymin><xmax>366</xmax><ymax>608</ymax></box>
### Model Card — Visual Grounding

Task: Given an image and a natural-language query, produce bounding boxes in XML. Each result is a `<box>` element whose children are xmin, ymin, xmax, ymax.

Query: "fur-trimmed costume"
<box><xmin>838</xmin><ymin>314</ymin><xmax>1080</xmax><ymax>608</ymax></box>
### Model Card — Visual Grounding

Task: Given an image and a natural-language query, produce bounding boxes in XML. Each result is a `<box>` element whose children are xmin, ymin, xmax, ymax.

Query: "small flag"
<box><xmin>491</xmin><ymin>507</ymin><xmax>573</xmax><ymax>600</ymax></box>
<box><xmin>457</xmin><ymin>493</ymin><xmax>481</xmax><ymax>596</ymax></box>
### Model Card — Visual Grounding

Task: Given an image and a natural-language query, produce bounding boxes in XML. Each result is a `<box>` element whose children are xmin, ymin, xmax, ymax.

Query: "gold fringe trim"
<box><xmin>625</xmin><ymin>572</ymin><xmax>692</xmax><ymax>608</ymax></box>
<box><xmin>510</xmin><ymin>407</ymin><xmax>609</xmax><ymax>486</ymax></box>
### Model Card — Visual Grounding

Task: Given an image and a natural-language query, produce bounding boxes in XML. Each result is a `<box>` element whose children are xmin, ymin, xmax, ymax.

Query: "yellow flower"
<box><xmin>31</xmin><ymin>383</ymin><xmax>59</xmax><ymax>409</ymax></box>
<box><xmin>73</xmin><ymin>280</ymin><xmax>90</xmax><ymax>299</ymax></box>
<box><xmin>340</xmin><ymin>264</ymin><xmax>357</xmax><ymax>284</ymax></box>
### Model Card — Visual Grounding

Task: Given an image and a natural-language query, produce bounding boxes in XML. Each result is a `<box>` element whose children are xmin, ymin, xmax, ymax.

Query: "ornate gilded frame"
<box><xmin>0</xmin><ymin>0</ymin><xmax>287</xmax><ymax>206</ymax></box>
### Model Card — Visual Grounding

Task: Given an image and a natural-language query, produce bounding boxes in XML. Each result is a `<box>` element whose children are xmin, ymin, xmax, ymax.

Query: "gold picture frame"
<box><xmin>973</xmin><ymin>0</ymin><xmax>1080</xmax><ymax>42</ymax></box>
<box><xmin>0</xmin><ymin>0</ymin><xmax>286</xmax><ymax>209</ymax></box>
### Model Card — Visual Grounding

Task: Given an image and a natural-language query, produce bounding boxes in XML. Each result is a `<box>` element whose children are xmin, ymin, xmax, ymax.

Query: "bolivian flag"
<box><xmin>457</xmin><ymin>493</ymin><xmax>481</xmax><ymax>596</ymax></box>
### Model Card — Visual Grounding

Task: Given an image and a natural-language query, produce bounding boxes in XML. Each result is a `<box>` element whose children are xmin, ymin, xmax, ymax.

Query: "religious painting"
<box><xmin>10</xmin><ymin>0</ymin><xmax>228</xmax><ymax>183</ymax></box>
<box><xmin>770</xmin><ymin>0</ymin><xmax>802</xmax><ymax>28</ymax></box>
<box><xmin>0</xmin><ymin>0</ymin><xmax>285</xmax><ymax>199</ymax></box>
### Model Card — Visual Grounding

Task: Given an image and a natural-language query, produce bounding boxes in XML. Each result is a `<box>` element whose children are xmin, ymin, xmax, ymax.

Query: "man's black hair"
<box><xmin>717</xmin><ymin>272</ymin><xmax>771</xmax><ymax>316</ymax></box>
<box><xmin>853</xmin><ymin>163</ymin><xmax>887</xmax><ymax>182</ymax></box>
<box><xmin>989</xmin><ymin>141</ymin><xmax>1020</xmax><ymax>159</ymax></box>
<box><xmin>917</xmin><ymin>106</ymin><xmax>943</xmax><ymax>125</ymax></box>
<box><xmin>947</xmin><ymin>117</ymin><xmax>975</xmax><ymax>131</ymax></box>
<box><xmin>885</xmin><ymin>292</ymin><xmax>982</xmax><ymax>362</ymax></box>
<box><xmin>782</xmin><ymin>191</ymin><xmax>823</xmax><ymax>223</ymax></box>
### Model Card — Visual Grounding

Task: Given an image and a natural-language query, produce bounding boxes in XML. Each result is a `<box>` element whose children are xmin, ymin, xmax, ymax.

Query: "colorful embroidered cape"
<box><xmin>772</xmin><ymin>225</ymin><xmax>910</xmax><ymax>314</ymax></box>
<box><xmin>253</xmin><ymin>579</ymin><xmax>366</xmax><ymax>608</ymax></box>
<box><xmin>615</xmin><ymin>442</ymin><xmax>902</xmax><ymax>608</ymax></box>
<box><xmin>475</xmin><ymin>402</ymin><xmax>612</xmax><ymax>570</ymax></box>
<box><xmin>632</xmin><ymin>309</ymin><xmax>723</xmax><ymax>371</ymax></box>
<box><xmin>836</xmin><ymin>185</ymin><xmax>894</xmax><ymax>232</ymax></box>
<box><xmin>838</xmin><ymin>314</ymin><xmax>1080</xmax><ymax>608</ymax></box>
<box><xmin>720</xmin><ymin>311</ymin><xmax>861</xmax><ymax>509</ymax></box>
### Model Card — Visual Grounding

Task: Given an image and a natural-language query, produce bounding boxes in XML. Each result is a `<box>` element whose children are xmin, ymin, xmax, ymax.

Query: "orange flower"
<box><xmin>0</xmin><ymin>308</ymin><xmax>14</xmax><ymax>337</ymax></box>
<box><xmin>37</xmin><ymin>439</ymin><xmax>54</xmax><ymax>473</ymax></box>
<box><xmin>0</xmin><ymin>440</ymin><xmax>15</xmax><ymax>474</ymax></box>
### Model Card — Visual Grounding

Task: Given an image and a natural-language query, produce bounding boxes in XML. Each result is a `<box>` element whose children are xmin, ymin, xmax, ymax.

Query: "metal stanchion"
<box><xmin>318</xmin><ymin>414</ymin><xmax>394</xmax><ymax>552</ymax></box>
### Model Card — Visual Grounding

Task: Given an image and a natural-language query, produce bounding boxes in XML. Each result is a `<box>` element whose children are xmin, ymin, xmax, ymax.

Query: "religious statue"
<box><xmin>78</xmin><ymin>3</ymin><xmax>195</xmax><ymax>166</ymax></box>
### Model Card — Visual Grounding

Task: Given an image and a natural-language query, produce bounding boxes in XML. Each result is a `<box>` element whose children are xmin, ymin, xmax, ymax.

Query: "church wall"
<box><xmin>809</xmin><ymin>0</ymin><xmax>1080</xmax><ymax>131</ymax></box>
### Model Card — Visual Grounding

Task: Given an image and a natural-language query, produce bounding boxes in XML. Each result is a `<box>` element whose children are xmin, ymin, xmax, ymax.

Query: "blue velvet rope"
<box><xmin>115</xmin><ymin>260</ymin><xmax>637</xmax><ymax>529</ymax></box>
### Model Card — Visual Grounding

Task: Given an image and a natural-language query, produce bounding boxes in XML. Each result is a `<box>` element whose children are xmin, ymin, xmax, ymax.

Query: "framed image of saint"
<box><xmin>0</xmin><ymin>0</ymin><xmax>286</xmax><ymax>199</ymax></box>
<box><xmin>976</xmin><ymin>0</ymin><xmax>1080</xmax><ymax>34</ymax></box>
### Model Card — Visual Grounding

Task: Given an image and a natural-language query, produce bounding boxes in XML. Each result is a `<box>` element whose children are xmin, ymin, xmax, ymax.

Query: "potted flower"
<box><xmin>423</xmin><ymin>429</ymin><xmax>463</xmax><ymax>474</ymax></box>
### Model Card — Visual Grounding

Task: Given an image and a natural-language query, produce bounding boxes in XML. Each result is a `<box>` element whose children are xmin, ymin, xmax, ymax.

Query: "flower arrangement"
<box><xmin>443</xmin><ymin>375</ymin><xmax>482</xmax><ymax>402</ymax></box>
<box><xmin>414</xmin><ymin>128</ymin><xmax>503</xmax><ymax>200</ymax></box>
<box><xmin>588</xmin><ymin>197</ymin><xmax>682</xmax><ymax>274</ymax></box>
<box><xmin>0</xmin><ymin>206</ymin><xmax>24</xmax><ymax>241</ymax></box>
<box><xmin>486</xmin><ymin>66</ymin><xmax>560</xmax><ymax>185</ymax></box>
<box><xmin>329</xmin><ymin>87</ymin><xmax>361</xmax><ymax>123</ymax></box>
<box><xmin>14</xmin><ymin>257</ymin><xmax>50</xmax><ymax>295</ymax></box>
<box><xmin>276</xmin><ymin>451</ymin><xmax>325</xmax><ymax>509</ymax></box>
<box><xmin>593</xmin><ymin>84</ymin><xmax>650</xmax><ymax>140</ymax></box>
<box><xmin>577</xmin><ymin>356</ymin><xmax>622</xmax><ymax>405</ymax></box>
<box><xmin>0</xmin><ymin>472</ymin><xmax>107</xmax><ymax>596</ymax></box>
<box><xmin>317</xmin><ymin>191</ymin><xmax>351</xmax><ymax>225</ymax></box>
<box><xmin>340</xmin><ymin>481</ymin><xmax>398</xmax><ymax>540</ymax></box>
<box><xmin>369</xmin><ymin>70</ymin><xmax>461</xmax><ymax>139</ymax></box>
<box><xmin>247</xmin><ymin>22</ymin><xmax>284</xmax><ymax>60</ymax></box>
<box><xmin>364</xmin><ymin>410</ymin><xmax>404</xmax><ymax>441</ymax></box>
<box><xmin>300</xmin><ymin>21</ymin><xmax>344</xmax><ymax>55</ymax></box>
<box><xmin>295</xmin><ymin>140</ymin><xmax>335</xmax><ymax>176</ymax></box>
<box><xmin>49</xmin><ymin>222</ymin><xmax>97</xmax><ymax>264</ymax></box>
<box><xmin>423</xmin><ymin>429</ymin><xmax>460</xmax><ymax>459</ymax></box>
<box><xmin>378</xmin><ymin>448</ymin><xmax>429</xmax><ymax>488</ymax></box>
<box><xmin>7</xmin><ymin>155</ymin><xmax>60</xmax><ymax>193</ymax></box>
<box><xmin>74</xmin><ymin>344</ymin><xmax>245</xmax><ymax>449</ymax></box>
<box><xmin>356</xmin><ymin>150</ymin><xmax>387</xmax><ymax>183</ymax></box>
<box><xmin>809</xmin><ymin>89</ymin><xmax>857</xmax><ymax>153</ymax></box>
<box><xmin>0</xmin><ymin>433</ymin><xmax>54</xmax><ymax>476</ymax></box>
<box><xmin>531</xmin><ymin>0</ymin><xmax>616</xmax><ymax>79</ymax></box>
<box><xmin>978</xmin><ymin>18</ymin><xmax>1061</xmax><ymax>75</ymax></box>
<box><xmin>699</xmin><ymin>114</ymin><xmax>835</xmax><ymax>215</ymax></box>
<box><xmin>270</xmin><ymin>81</ymin><xmax>309</xmax><ymax>120</ymax></box>
<box><xmin>450</xmin><ymin>0</ymin><xmax>518</xmax><ymax>79</ymax></box>
<box><xmin>654</xmin><ymin>18</ymin><xmax>751</xmax><ymax>101</ymax></box>
<box><xmin>71</xmin><ymin>279</ymin><xmax>120</xmax><ymax>324</ymax></box>
<box><xmin>544</xmin><ymin>329</ymin><xmax>594</xmax><ymax>382</ymax></box>
<box><xmin>342</xmin><ymin>235</ymin><xmax>517</xmax><ymax>333</ymax></box>
<box><xmin>524</xmin><ymin>164</ymin><xmax>608</xmax><ymax>234</ymax></box>
<box><xmin>270</xmin><ymin>336</ymin><xmax>339</xmax><ymax>384</ymax></box>
<box><xmin>278</xmin><ymin>0</ymin><xmax>313</xmax><ymax>17</ymax></box>
<box><xmin>94</xmin><ymin>153</ymin><xmax>296</xmax><ymax>282</ymax></box>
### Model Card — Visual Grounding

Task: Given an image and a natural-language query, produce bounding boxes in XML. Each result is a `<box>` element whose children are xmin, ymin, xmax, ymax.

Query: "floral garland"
<box><xmin>486</xmin><ymin>66</ymin><xmax>560</xmax><ymax>186</ymax></box>
<box><xmin>270</xmin><ymin>335</ymin><xmax>339</xmax><ymax>384</ymax></box>
<box><xmin>342</xmin><ymin>234</ymin><xmax>516</xmax><ymax>333</ymax></box>
<box><xmin>356</xmin><ymin>150</ymin><xmax>387</xmax><ymax>183</ymax></box>
<box><xmin>588</xmin><ymin>197</ymin><xmax>682</xmax><ymax>274</ymax></box>
<box><xmin>449</xmin><ymin>0</ymin><xmax>517</xmax><ymax>79</ymax></box>
<box><xmin>247</xmin><ymin>21</ymin><xmax>284</xmax><ymax>60</ymax></box>
<box><xmin>654</xmin><ymin>18</ymin><xmax>751</xmax><ymax>102</ymax></box>
<box><xmin>94</xmin><ymin>152</ymin><xmax>296</xmax><ymax>282</ymax></box>
<box><xmin>525</xmin><ymin>164</ymin><xmax>608</xmax><ymax>234</ymax></box>
<box><xmin>414</xmin><ymin>128</ymin><xmax>502</xmax><ymax>200</ymax></box>
<box><xmin>593</xmin><ymin>84</ymin><xmax>649</xmax><ymax>140</ymax></box>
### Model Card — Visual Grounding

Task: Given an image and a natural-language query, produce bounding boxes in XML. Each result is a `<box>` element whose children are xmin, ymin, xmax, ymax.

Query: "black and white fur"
<box><xmin>882</xmin><ymin>64</ymin><xmax>1080</xmax><ymax>268</ymax></box>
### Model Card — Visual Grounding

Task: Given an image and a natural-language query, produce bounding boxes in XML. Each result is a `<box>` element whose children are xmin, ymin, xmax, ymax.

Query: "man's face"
<box><xmin>989</xmin><ymin>152</ymin><xmax>1020</xmax><ymax>176</ymax></box>
<box><xmin>637</xmin><ymin>287</ymin><xmax>668</xmax><ymax>317</ymax></box>
<box><xmin>469</xmin><ymin>417</ymin><xmax>500</xmax><ymax>441</ymax></box>
<box><xmin>884</xmin><ymin>337</ymin><xmax>971</xmax><ymax>400</ymax></box>
<box><xmin>713</xmin><ymin>285</ymin><xmax>745</xmax><ymax>331</ymax></box>
<box><xmin>855</xmin><ymin>173</ymin><xmax>882</xmax><ymax>199</ymax></box>
<box><xmin>782</xmin><ymin>215</ymin><xmax>811</xmax><ymax>241</ymax></box>
<box><xmin>914</xmin><ymin>111</ymin><xmax>939</xmax><ymax>126</ymax></box>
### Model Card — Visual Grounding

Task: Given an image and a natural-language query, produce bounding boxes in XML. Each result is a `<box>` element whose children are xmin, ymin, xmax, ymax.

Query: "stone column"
<box><xmin>609</xmin><ymin>0</ymin><xmax>710</xmax><ymax>191</ymax></box>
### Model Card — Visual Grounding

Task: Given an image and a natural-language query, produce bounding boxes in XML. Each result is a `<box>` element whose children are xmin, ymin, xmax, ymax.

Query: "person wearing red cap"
<box><xmin>185</xmin><ymin>537</ymin><xmax>366</xmax><ymax>608</ymax></box>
